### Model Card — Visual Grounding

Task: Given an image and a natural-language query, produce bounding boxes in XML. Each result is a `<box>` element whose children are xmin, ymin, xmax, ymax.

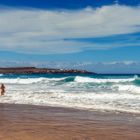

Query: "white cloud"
<box><xmin>102</xmin><ymin>61</ymin><xmax>138</xmax><ymax>65</ymax></box>
<box><xmin>69</xmin><ymin>61</ymin><xmax>140</xmax><ymax>73</ymax></box>
<box><xmin>0</xmin><ymin>5</ymin><xmax>140</xmax><ymax>54</ymax></box>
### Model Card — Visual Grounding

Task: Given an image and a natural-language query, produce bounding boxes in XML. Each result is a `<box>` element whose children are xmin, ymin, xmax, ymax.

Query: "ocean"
<box><xmin>0</xmin><ymin>73</ymin><xmax>140</xmax><ymax>114</ymax></box>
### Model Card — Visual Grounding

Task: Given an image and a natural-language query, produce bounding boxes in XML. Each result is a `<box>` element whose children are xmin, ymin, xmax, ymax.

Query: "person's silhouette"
<box><xmin>0</xmin><ymin>84</ymin><xmax>5</xmax><ymax>96</ymax></box>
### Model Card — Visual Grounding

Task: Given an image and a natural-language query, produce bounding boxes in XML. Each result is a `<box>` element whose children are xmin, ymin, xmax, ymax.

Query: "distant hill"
<box><xmin>0</xmin><ymin>67</ymin><xmax>95</xmax><ymax>74</ymax></box>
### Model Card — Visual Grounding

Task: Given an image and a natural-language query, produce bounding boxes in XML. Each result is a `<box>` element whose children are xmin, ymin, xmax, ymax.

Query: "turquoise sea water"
<box><xmin>0</xmin><ymin>73</ymin><xmax>140</xmax><ymax>113</ymax></box>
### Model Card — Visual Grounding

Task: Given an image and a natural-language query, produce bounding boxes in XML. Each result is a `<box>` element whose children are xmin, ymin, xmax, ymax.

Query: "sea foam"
<box><xmin>74</xmin><ymin>76</ymin><xmax>136</xmax><ymax>83</ymax></box>
<box><xmin>0</xmin><ymin>74</ymin><xmax>140</xmax><ymax>114</ymax></box>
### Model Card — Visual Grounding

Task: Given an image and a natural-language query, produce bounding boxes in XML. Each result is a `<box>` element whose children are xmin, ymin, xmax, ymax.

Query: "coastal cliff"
<box><xmin>0</xmin><ymin>67</ymin><xmax>94</xmax><ymax>74</ymax></box>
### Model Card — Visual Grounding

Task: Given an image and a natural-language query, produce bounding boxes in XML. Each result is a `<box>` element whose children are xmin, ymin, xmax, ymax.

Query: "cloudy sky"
<box><xmin>0</xmin><ymin>0</ymin><xmax>140</xmax><ymax>73</ymax></box>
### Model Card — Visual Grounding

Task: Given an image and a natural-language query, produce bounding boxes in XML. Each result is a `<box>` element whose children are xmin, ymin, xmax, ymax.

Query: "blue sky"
<box><xmin>0</xmin><ymin>0</ymin><xmax>140</xmax><ymax>73</ymax></box>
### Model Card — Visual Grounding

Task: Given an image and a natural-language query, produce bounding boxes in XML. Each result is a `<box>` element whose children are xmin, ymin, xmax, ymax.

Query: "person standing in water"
<box><xmin>0</xmin><ymin>84</ymin><xmax>5</xmax><ymax>96</ymax></box>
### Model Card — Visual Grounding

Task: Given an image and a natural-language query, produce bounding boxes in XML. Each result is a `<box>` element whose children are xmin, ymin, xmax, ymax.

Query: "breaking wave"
<box><xmin>74</xmin><ymin>76</ymin><xmax>138</xmax><ymax>83</ymax></box>
<box><xmin>0</xmin><ymin>77</ymin><xmax>67</xmax><ymax>84</ymax></box>
<box><xmin>0</xmin><ymin>74</ymin><xmax>140</xmax><ymax>114</ymax></box>
<box><xmin>0</xmin><ymin>75</ymin><xmax>139</xmax><ymax>84</ymax></box>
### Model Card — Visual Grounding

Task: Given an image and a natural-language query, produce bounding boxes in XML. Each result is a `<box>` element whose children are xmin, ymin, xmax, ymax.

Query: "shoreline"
<box><xmin>1</xmin><ymin>102</ymin><xmax>140</xmax><ymax>115</ymax></box>
<box><xmin>0</xmin><ymin>103</ymin><xmax>140</xmax><ymax>140</ymax></box>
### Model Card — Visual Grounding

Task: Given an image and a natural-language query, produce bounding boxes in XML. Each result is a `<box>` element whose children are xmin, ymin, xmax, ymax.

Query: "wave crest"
<box><xmin>0</xmin><ymin>75</ymin><xmax>139</xmax><ymax>85</ymax></box>
<box><xmin>0</xmin><ymin>77</ymin><xmax>67</xmax><ymax>84</ymax></box>
<box><xmin>74</xmin><ymin>76</ymin><xmax>136</xmax><ymax>83</ymax></box>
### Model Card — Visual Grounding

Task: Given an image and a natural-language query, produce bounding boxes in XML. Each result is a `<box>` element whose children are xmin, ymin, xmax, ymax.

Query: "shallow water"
<box><xmin>0</xmin><ymin>73</ymin><xmax>140</xmax><ymax>113</ymax></box>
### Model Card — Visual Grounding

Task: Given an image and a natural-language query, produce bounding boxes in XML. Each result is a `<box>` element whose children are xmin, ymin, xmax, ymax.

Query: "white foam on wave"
<box><xmin>113</xmin><ymin>84</ymin><xmax>140</xmax><ymax>94</ymax></box>
<box><xmin>0</xmin><ymin>77</ymin><xmax>67</xmax><ymax>84</ymax></box>
<box><xmin>0</xmin><ymin>75</ymin><xmax>138</xmax><ymax>84</ymax></box>
<box><xmin>0</xmin><ymin>77</ymin><xmax>46</xmax><ymax>84</ymax></box>
<box><xmin>0</xmin><ymin>89</ymin><xmax>140</xmax><ymax>114</ymax></box>
<box><xmin>75</xmin><ymin>76</ymin><xmax>135</xmax><ymax>83</ymax></box>
<box><xmin>0</xmin><ymin>75</ymin><xmax>140</xmax><ymax>114</ymax></box>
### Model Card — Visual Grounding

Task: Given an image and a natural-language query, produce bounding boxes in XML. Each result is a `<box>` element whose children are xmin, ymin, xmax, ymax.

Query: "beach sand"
<box><xmin>0</xmin><ymin>103</ymin><xmax>140</xmax><ymax>140</ymax></box>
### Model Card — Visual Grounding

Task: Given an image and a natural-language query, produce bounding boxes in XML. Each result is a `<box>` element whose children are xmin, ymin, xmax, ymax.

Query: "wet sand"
<box><xmin>0</xmin><ymin>103</ymin><xmax>140</xmax><ymax>140</ymax></box>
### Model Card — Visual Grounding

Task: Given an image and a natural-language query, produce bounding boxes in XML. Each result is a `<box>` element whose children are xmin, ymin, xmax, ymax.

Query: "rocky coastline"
<box><xmin>0</xmin><ymin>67</ymin><xmax>95</xmax><ymax>74</ymax></box>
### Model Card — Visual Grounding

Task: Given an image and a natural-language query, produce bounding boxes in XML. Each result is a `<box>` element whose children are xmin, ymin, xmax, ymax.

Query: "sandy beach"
<box><xmin>0</xmin><ymin>103</ymin><xmax>140</xmax><ymax>140</ymax></box>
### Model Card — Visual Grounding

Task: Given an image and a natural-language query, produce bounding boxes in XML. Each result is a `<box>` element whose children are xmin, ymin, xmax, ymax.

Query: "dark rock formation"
<box><xmin>0</xmin><ymin>67</ymin><xmax>95</xmax><ymax>74</ymax></box>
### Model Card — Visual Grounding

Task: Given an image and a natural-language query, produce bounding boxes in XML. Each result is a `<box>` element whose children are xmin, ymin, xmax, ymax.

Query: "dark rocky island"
<box><xmin>0</xmin><ymin>67</ymin><xmax>95</xmax><ymax>74</ymax></box>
